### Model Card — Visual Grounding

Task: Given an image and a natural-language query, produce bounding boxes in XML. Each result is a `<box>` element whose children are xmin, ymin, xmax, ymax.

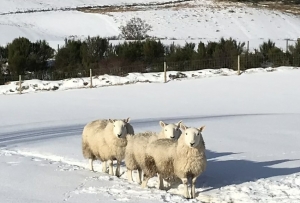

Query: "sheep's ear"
<box><xmin>198</xmin><ymin>126</ymin><xmax>205</xmax><ymax>132</ymax></box>
<box><xmin>176</xmin><ymin>120</ymin><xmax>183</xmax><ymax>128</ymax></box>
<box><xmin>159</xmin><ymin>121</ymin><xmax>166</xmax><ymax>128</ymax></box>
<box><xmin>124</xmin><ymin>117</ymin><xmax>130</xmax><ymax>123</ymax></box>
<box><xmin>180</xmin><ymin>123</ymin><xmax>187</xmax><ymax>131</ymax></box>
<box><xmin>108</xmin><ymin>119</ymin><xmax>114</xmax><ymax>123</ymax></box>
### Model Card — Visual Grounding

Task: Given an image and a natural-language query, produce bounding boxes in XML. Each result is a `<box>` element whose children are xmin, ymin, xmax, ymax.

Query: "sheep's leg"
<box><xmin>101</xmin><ymin>161</ymin><xmax>107</xmax><ymax>173</ymax></box>
<box><xmin>191</xmin><ymin>177</ymin><xmax>197</xmax><ymax>199</ymax></box>
<box><xmin>158</xmin><ymin>174</ymin><xmax>164</xmax><ymax>190</ymax></box>
<box><xmin>181</xmin><ymin>178</ymin><xmax>190</xmax><ymax>199</ymax></box>
<box><xmin>137</xmin><ymin>169</ymin><xmax>142</xmax><ymax>184</ymax></box>
<box><xmin>127</xmin><ymin>169</ymin><xmax>133</xmax><ymax>182</ymax></box>
<box><xmin>115</xmin><ymin>160</ymin><xmax>121</xmax><ymax>177</ymax></box>
<box><xmin>89</xmin><ymin>159</ymin><xmax>94</xmax><ymax>171</ymax></box>
<box><xmin>141</xmin><ymin>174</ymin><xmax>150</xmax><ymax>188</ymax></box>
<box><xmin>108</xmin><ymin>160</ymin><xmax>114</xmax><ymax>176</ymax></box>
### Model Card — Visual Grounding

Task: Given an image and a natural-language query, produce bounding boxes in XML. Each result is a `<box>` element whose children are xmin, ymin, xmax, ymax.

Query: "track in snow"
<box><xmin>0</xmin><ymin>113</ymin><xmax>280</xmax><ymax>146</ymax></box>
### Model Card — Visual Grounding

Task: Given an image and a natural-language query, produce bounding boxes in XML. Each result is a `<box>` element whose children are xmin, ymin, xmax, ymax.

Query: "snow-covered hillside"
<box><xmin>0</xmin><ymin>0</ymin><xmax>300</xmax><ymax>51</ymax></box>
<box><xmin>0</xmin><ymin>0</ymin><xmax>175</xmax><ymax>13</ymax></box>
<box><xmin>1</xmin><ymin>69</ymin><xmax>300</xmax><ymax>203</ymax></box>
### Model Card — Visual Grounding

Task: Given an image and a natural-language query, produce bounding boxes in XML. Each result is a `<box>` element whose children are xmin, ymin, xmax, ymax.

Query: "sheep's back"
<box><xmin>82</xmin><ymin>119</ymin><xmax>109</xmax><ymax>160</ymax></box>
<box><xmin>145</xmin><ymin>139</ymin><xmax>177</xmax><ymax>177</ymax></box>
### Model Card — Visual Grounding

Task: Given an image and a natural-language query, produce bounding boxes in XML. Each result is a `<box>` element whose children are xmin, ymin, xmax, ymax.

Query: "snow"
<box><xmin>1</xmin><ymin>0</ymin><xmax>300</xmax><ymax>202</ymax></box>
<box><xmin>0</xmin><ymin>66</ymin><xmax>298</xmax><ymax>95</ymax></box>
<box><xmin>1</xmin><ymin>0</ymin><xmax>300</xmax><ymax>51</ymax></box>
<box><xmin>0</xmin><ymin>0</ymin><xmax>175</xmax><ymax>13</ymax></box>
<box><xmin>1</xmin><ymin>67</ymin><xmax>300</xmax><ymax>202</ymax></box>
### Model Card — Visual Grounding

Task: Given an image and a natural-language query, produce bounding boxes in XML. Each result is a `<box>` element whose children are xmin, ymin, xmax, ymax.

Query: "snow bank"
<box><xmin>0</xmin><ymin>66</ymin><xmax>298</xmax><ymax>95</ymax></box>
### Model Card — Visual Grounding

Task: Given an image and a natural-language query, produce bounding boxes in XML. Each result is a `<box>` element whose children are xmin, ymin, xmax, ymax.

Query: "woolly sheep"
<box><xmin>125</xmin><ymin>120</ymin><xmax>182</xmax><ymax>185</ymax></box>
<box><xmin>82</xmin><ymin>118</ymin><xmax>134</xmax><ymax>177</ymax></box>
<box><xmin>141</xmin><ymin>123</ymin><xmax>206</xmax><ymax>199</ymax></box>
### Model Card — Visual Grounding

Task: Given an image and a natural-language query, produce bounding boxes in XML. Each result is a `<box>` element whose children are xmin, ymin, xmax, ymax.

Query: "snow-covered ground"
<box><xmin>0</xmin><ymin>66</ymin><xmax>298</xmax><ymax>95</ymax></box>
<box><xmin>1</xmin><ymin>67</ymin><xmax>300</xmax><ymax>203</ymax></box>
<box><xmin>0</xmin><ymin>0</ymin><xmax>176</xmax><ymax>13</ymax></box>
<box><xmin>1</xmin><ymin>0</ymin><xmax>300</xmax><ymax>51</ymax></box>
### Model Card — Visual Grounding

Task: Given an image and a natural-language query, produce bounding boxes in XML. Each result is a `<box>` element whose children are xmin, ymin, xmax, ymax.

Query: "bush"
<box><xmin>81</xmin><ymin>36</ymin><xmax>109</xmax><ymax>69</ymax></box>
<box><xmin>0</xmin><ymin>45</ymin><xmax>8</xmax><ymax>61</ymax></box>
<box><xmin>54</xmin><ymin>38</ymin><xmax>83</xmax><ymax>72</ymax></box>
<box><xmin>119</xmin><ymin>17</ymin><xmax>152</xmax><ymax>40</ymax></box>
<box><xmin>7</xmin><ymin>37</ymin><xmax>54</xmax><ymax>74</ymax></box>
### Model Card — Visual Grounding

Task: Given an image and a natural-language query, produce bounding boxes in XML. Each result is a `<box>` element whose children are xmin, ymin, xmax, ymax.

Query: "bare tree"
<box><xmin>119</xmin><ymin>17</ymin><xmax>152</xmax><ymax>40</ymax></box>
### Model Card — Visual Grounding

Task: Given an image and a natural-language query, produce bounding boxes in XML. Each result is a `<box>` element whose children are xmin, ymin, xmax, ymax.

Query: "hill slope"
<box><xmin>0</xmin><ymin>0</ymin><xmax>300</xmax><ymax>51</ymax></box>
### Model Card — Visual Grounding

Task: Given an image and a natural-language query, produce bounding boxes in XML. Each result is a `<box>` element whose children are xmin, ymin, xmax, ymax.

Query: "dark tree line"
<box><xmin>1</xmin><ymin>36</ymin><xmax>300</xmax><ymax>82</ymax></box>
<box><xmin>1</xmin><ymin>37</ymin><xmax>54</xmax><ymax>75</ymax></box>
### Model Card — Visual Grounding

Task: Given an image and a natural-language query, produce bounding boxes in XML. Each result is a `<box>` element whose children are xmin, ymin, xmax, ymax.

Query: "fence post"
<box><xmin>19</xmin><ymin>75</ymin><xmax>22</xmax><ymax>94</ymax></box>
<box><xmin>286</xmin><ymin>39</ymin><xmax>289</xmax><ymax>53</ymax></box>
<box><xmin>237</xmin><ymin>55</ymin><xmax>240</xmax><ymax>75</ymax></box>
<box><xmin>164</xmin><ymin>62</ymin><xmax>167</xmax><ymax>83</ymax></box>
<box><xmin>90</xmin><ymin>69</ymin><xmax>93</xmax><ymax>88</ymax></box>
<box><xmin>247</xmin><ymin>41</ymin><xmax>249</xmax><ymax>53</ymax></box>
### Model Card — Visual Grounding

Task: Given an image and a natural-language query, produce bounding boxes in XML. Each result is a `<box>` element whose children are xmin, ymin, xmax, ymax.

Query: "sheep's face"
<box><xmin>180</xmin><ymin>123</ymin><xmax>205</xmax><ymax>148</ymax></box>
<box><xmin>109</xmin><ymin>118</ymin><xmax>130</xmax><ymax>138</ymax></box>
<box><xmin>159</xmin><ymin>120</ymin><xmax>182</xmax><ymax>140</ymax></box>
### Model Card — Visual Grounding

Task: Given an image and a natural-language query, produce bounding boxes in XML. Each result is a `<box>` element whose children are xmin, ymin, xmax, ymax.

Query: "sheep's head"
<box><xmin>109</xmin><ymin>117</ymin><xmax>130</xmax><ymax>138</ymax></box>
<box><xmin>180</xmin><ymin>123</ymin><xmax>205</xmax><ymax>148</ymax></box>
<box><xmin>159</xmin><ymin>120</ymin><xmax>182</xmax><ymax>140</ymax></box>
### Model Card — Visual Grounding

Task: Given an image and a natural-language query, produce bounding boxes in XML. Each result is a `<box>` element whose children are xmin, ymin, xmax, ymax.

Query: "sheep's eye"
<box><xmin>114</xmin><ymin>125</ymin><xmax>115</xmax><ymax>127</ymax></box>
<box><xmin>165</xmin><ymin>129</ymin><xmax>167</xmax><ymax>131</ymax></box>
<box><xmin>186</xmin><ymin>133</ymin><xmax>187</xmax><ymax>135</ymax></box>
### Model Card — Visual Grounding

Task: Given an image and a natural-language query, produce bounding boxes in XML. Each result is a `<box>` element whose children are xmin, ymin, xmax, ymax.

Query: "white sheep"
<box><xmin>82</xmin><ymin>117</ymin><xmax>134</xmax><ymax>177</ymax></box>
<box><xmin>125</xmin><ymin>120</ymin><xmax>182</xmax><ymax>185</ymax></box>
<box><xmin>141</xmin><ymin>123</ymin><xmax>206</xmax><ymax>199</ymax></box>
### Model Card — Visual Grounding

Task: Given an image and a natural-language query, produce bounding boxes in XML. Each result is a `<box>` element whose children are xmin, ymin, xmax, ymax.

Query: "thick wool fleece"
<box><xmin>82</xmin><ymin>119</ymin><xmax>134</xmax><ymax>162</ymax></box>
<box><xmin>144</xmin><ymin>135</ymin><xmax>206</xmax><ymax>181</ymax></box>
<box><xmin>125</xmin><ymin>131</ymin><xmax>158</xmax><ymax>171</ymax></box>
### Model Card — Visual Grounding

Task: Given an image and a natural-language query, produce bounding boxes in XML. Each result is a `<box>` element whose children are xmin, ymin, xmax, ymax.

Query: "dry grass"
<box><xmin>77</xmin><ymin>0</ymin><xmax>300</xmax><ymax>16</ymax></box>
<box><xmin>215</xmin><ymin>0</ymin><xmax>300</xmax><ymax>15</ymax></box>
<box><xmin>77</xmin><ymin>1</ymin><xmax>200</xmax><ymax>14</ymax></box>
<box><xmin>251</xmin><ymin>2</ymin><xmax>300</xmax><ymax>15</ymax></box>
<box><xmin>77</xmin><ymin>6</ymin><xmax>141</xmax><ymax>14</ymax></box>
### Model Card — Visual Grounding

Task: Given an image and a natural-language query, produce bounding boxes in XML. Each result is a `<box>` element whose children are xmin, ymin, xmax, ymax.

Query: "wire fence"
<box><xmin>1</xmin><ymin>53</ymin><xmax>300</xmax><ymax>85</ymax></box>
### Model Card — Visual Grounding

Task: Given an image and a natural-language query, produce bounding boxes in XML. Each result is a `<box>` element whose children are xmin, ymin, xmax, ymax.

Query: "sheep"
<box><xmin>141</xmin><ymin>123</ymin><xmax>206</xmax><ymax>199</ymax></box>
<box><xmin>82</xmin><ymin>117</ymin><xmax>134</xmax><ymax>177</ymax></box>
<box><xmin>125</xmin><ymin>120</ymin><xmax>182</xmax><ymax>185</ymax></box>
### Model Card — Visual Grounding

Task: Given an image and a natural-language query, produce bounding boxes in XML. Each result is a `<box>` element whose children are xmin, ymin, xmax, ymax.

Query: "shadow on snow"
<box><xmin>197</xmin><ymin>149</ymin><xmax>300</xmax><ymax>192</ymax></box>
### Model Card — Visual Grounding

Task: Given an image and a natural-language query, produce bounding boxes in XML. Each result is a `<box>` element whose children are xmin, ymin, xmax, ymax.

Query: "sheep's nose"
<box><xmin>117</xmin><ymin>134</ymin><xmax>122</xmax><ymax>138</ymax></box>
<box><xmin>190</xmin><ymin>143</ymin><xmax>195</xmax><ymax>147</ymax></box>
<box><xmin>170</xmin><ymin>136</ymin><xmax>175</xmax><ymax>139</ymax></box>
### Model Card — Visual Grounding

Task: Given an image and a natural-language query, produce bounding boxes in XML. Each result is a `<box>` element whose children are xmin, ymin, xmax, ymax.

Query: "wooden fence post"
<box><xmin>90</xmin><ymin>69</ymin><xmax>93</xmax><ymax>88</ymax></box>
<box><xmin>237</xmin><ymin>55</ymin><xmax>241</xmax><ymax>75</ymax></box>
<box><xmin>19</xmin><ymin>75</ymin><xmax>22</xmax><ymax>94</ymax></box>
<box><xmin>247</xmin><ymin>41</ymin><xmax>249</xmax><ymax>53</ymax></box>
<box><xmin>164</xmin><ymin>62</ymin><xmax>167</xmax><ymax>83</ymax></box>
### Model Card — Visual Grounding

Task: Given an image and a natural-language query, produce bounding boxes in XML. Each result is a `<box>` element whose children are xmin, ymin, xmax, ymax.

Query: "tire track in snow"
<box><xmin>0</xmin><ymin>113</ymin><xmax>291</xmax><ymax>146</ymax></box>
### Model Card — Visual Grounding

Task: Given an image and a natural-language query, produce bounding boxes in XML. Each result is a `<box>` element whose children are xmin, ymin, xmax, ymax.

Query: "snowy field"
<box><xmin>1</xmin><ymin>68</ymin><xmax>300</xmax><ymax>203</ymax></box>
<box><xmin>1</xmin><ymin>0</ymin><xmax>300</xmax><ymax>51</ymax></box>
